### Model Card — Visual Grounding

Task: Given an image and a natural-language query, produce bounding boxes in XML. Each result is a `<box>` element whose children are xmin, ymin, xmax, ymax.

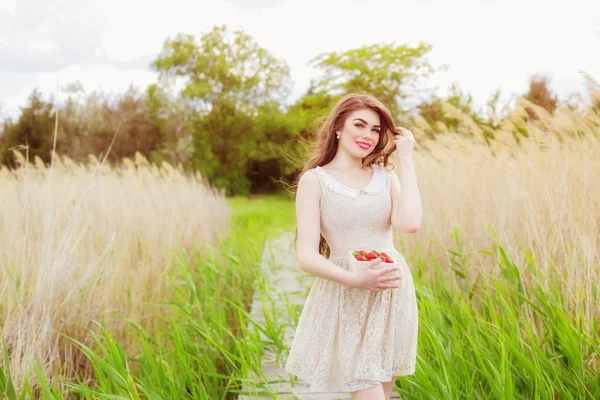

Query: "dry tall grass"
<box><xmin>0</xmin><ymin>152</ymin><xmax>231</xmax><ymax>387</ymax></box>
<box><xmin>400</xmin><ymin>93</ymin><xmax>600</xmax><ymax>335</ymax></box>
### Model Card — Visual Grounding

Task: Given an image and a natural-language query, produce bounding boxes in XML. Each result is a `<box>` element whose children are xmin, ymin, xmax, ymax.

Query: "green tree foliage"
<box><xmin>0</xmin><ymin>85</ymin><xmax>193</xmax><ymax>169</ymax></box>
<box><xmin>153</xmin><ymin>25</ymin><xmax>291</xmax><ymax>110</ymax></box>
<box><xmin>5</xmin><ymin>25</ymin><xmax>566</xmax><ymax>195</ymax></box>
<box><xmin>309</xmin><ymin>42</ymin><xmax>436</xmax><ymax>118</ymax></box>
<box><xmin>152</xmin><ymin>25</ymin><xmax>293</xmax><ymax>196</ymax></box>
<box><xmin>0</xmin><ymin>28</ymin><xmax>446</xmax><ymax>196</ymax></box>
<box><xmin>281</xmin><ymin>88</ymin><xmax>338</xmax><ymax>167</ymax></box>
<box><xmin>417</xmin><ymin>83</ymin><xmax>502</xmax><ymax>139</ymax></box>
<box><xmin>143</xmin><ymin>82</ymin><xmax>195</xmax><ymax>167</ymax></box>
<box><xmin>0</xmin><ymin>89</ymin><xmax>54</xmax><ymax>167</ymax></box>
<box><xmin>286</xmin><ymin>86</ymin><xmax>337</xmax><ymax>139</ymax></box>
<box><xmin>58</xmin><ymin>84</ymin><xmax>193</xmax><ymax>166</ymax></box>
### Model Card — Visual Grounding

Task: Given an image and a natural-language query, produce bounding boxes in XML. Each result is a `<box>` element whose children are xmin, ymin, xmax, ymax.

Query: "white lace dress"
<box><xmin>284</xmin><ymin>163</ymin><xmax>419</xmax><ymax>393</ymax></box>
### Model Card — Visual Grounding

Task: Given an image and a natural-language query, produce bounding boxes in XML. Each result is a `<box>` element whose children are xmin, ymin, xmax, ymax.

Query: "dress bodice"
<box><xmin>310</xmin><ymin>163</ymin><xmax>395</xmax><ymax>259</ymax></box>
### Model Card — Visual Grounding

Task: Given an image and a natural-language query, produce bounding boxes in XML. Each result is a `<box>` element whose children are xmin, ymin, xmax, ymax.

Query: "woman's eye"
<box><xmin>355</xmin><ymin>123</ymin><xmax>379</xmax><ymax>133</ymax></box>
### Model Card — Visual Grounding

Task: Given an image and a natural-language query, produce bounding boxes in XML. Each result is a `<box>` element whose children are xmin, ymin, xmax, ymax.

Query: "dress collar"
<box><xmin>315</xmin><ymin>164</ymin><xmax>386</xmax><ymax>200</ymax></box>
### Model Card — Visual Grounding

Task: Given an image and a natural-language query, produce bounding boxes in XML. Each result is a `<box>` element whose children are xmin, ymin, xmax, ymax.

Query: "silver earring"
<box><xmin>336</xmin><ymin>131</ymin><xmax>341</xmax><ymax>139</ymax></box>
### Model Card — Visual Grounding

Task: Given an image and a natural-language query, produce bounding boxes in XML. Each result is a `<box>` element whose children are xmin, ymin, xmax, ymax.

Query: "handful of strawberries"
<box><xmin>352</xmin><ymin>249</ymin><xmax>395</xmax><ymax>264</ymax></box>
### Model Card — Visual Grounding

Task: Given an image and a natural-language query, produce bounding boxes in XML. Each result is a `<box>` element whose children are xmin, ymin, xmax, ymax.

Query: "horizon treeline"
<box><xmin>1</xmin><ymin>24</ymin><xmax>597</xmax><ymax>196</ymax></box>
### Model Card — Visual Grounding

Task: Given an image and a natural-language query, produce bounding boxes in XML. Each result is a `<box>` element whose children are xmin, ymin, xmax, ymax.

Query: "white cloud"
<box><xmin>1</xmin><ymin>0</ymin><xmax>599</xmax><ymax>121</ymax></box>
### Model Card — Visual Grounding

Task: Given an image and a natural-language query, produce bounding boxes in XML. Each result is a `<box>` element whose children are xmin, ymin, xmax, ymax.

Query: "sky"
<box><xmin>1</xmin><ymin>0</ymin><xmax>599</xmax><ymax>121</ymax></box>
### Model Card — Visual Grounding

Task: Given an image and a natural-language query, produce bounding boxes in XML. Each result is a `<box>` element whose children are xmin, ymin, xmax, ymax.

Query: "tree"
<box><xmin>0</xmin><ymin>89</ymin><xmax>54</xmax><ymax>168</ymax></box>
<box><xmin>152</xmin><ymin>25</ymin><xmax>293</xmax><ymax>195</ymax></box>
<box><xmin>416</xmin><ymin>83</ymin><xmax>502</xmax><ymax>140</ymax></box>
<box><xmin>152</xmin><ymin>25</ymin><xmax>292</xmax><ymax>112</ymax></box>
<box><xmin>54</xmin><ymin>84</ymin><xmax>184</xmax><ymax>165</ymax></box>
<box><xmin>309</xmin><ymin>42</ymin><xmax>436</xmax><ymax>118</ymax></box>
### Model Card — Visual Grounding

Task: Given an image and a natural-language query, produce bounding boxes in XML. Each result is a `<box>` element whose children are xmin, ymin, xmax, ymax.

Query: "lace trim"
<box><xmin>315</xmin><ymin>164</ymin><xmax>388</xmax><ymax>200</ymax></box>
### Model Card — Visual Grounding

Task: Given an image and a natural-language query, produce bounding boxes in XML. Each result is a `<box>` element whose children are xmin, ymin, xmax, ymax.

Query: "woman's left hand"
<box><xmin>392</xmin><ymin>127</ymin><xmax>416</xmax><ymax>161</ymax></box>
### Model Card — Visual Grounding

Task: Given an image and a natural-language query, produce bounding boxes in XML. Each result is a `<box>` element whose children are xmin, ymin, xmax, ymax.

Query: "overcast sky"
<box><xmin>1</xmin><ymin>0</ymin><xmax>599</xmax><ymax>120</ymax></box>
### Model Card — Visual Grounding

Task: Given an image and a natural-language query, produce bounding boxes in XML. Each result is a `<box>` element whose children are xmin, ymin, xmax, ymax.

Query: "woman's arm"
<box><xmin>389</xmin><ymin>155</ymin><xmax>422</xmax><ymax>233</ymax></box>
<box><xmin>295</xmin><ymin>171</ymin><xmax>355</xmax><ymax>286</ymax></box>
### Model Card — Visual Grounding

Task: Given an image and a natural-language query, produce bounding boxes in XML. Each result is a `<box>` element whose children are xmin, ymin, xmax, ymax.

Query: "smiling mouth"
<box><xmin>356</xmin><ymin>142</ymin><xmax>371</xmax><ymax>149</ymax></box>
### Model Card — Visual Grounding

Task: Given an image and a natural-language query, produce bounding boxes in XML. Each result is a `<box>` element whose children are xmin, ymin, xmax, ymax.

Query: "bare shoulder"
<box><xmin>381</xmin><ymin>164</ymin><xmax>401</xmax><ymax>188</ymax></box>
<box><xmin>296</xmin><ymin>168</ymin><xmax>322</xmax><ymax>202</ymax></box>
<box><xmin>380</xmin><ymin>164</ymin><xmax>394</xmax><ymax>178</ymax></box>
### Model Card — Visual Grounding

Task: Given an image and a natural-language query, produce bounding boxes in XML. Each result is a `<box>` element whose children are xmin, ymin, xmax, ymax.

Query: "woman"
<box><xmin>284</xmin><ymin>93</ymin><xmax>422</xmax><ymax>400</ymax></box>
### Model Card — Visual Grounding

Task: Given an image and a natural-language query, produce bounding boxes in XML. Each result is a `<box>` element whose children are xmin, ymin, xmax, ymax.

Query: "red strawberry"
<box><xmin>381</xmin><ymin>252</ymin><xmax>390</xmax><ymax>258</ymax></box>
<box><xmin>356</xmin><ymin>255</ymin><xmax>367</xmax><ymax>261</ymax></box>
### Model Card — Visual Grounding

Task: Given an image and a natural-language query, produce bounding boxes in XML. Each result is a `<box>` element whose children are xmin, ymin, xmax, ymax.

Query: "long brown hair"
<box><xmin>291</xmin><ymin>92</ymin><xmax>401</xmax><ymax>258</ymax></box>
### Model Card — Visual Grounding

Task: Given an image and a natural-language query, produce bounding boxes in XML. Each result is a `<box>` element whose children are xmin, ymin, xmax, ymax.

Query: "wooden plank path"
<box><xmin>238</xmin><ymin>230</ymin><xmax>401</xmax><ymax>399</ymax></box>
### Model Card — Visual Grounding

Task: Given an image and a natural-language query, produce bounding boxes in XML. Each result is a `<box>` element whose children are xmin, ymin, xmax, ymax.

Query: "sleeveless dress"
<box><xmin>284</xmin><ymin>163</ymin><xmax>419</xmax><ymax>393</ymax></box>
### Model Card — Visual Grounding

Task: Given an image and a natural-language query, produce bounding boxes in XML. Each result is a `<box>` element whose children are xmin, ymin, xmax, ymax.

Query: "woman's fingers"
<box><xmin>396</xmin><ymin>126</ymin><xmax>414</xmax><ymax>139</ymax></box>
<box><xmin>375</xmin><ymin>275</ymin><xmax>402</xmax><ymax>291</ymax></box>
<box><xmin>377</xmin><ymin>279</ymin><xmax>401</xmax><ymax>290</ymax></box>
<box><xmin>379</xmin><ymin>266</ymin><xmax>400</xmax><ymax>275</ymax></box>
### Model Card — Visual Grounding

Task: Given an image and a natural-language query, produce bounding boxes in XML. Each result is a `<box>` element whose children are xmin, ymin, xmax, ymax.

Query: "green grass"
<box><xmin>393</xmin><ymin>232</ymin><xmax>600</xmax><ymax>400</ymax></box>
<box><xmin>1</xmin><ymin>194</ymin><xmax>598</xmax><ymax>399</ymax></box>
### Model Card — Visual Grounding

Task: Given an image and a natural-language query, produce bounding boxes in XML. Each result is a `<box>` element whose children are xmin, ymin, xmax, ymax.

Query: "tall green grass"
<box><xmin>399</xmin><ymin>230</ymin><xmax>600</xmax><ymax>399</ymax></box>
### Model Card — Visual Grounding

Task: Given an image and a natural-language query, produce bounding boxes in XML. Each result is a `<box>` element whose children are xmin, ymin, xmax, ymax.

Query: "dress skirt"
<box><xmin>284</xmin><ymin>248</ymin><xmax>418</xmax><ymax>393</ymax></box>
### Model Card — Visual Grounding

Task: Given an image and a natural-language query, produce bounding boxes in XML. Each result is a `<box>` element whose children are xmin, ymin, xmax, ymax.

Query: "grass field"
<box><xmin>1</xmin><ymin>94</ymin><xmax>599</xmax><ymax>399</ymax></box>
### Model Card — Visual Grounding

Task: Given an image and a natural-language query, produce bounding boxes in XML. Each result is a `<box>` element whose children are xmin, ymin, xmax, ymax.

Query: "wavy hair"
<box><xmin>291</xmin><ymin>93</ymin><xmax>400</xmax><ymax>258</ymax></box>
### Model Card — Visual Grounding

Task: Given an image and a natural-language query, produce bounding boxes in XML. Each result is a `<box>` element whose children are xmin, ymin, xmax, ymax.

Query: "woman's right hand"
<box><xmin>347</xmin><ymin>257</ymin><xmax>402</xmax><ymax>292</ymax></box>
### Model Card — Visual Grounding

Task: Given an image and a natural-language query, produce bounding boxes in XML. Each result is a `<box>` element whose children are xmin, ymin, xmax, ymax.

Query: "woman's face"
<box><xmin>338</xmin><ymin>108</ymin><xmax>381</xmax><ymax>159</ymax></box>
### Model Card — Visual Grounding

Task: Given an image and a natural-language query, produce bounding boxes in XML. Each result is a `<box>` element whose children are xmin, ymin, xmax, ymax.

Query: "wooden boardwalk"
<box><xmin>238</xmin><ymin>230</ymin><xmax>401</xmax><ymax>399</ymax></box>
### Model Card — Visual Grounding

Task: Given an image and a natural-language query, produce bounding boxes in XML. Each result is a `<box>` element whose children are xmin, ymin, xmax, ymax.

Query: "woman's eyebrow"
<box><xmin>353</xmin><ymin>118</ymin><xmax>381</xmax><ymax>128</ymax></box>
